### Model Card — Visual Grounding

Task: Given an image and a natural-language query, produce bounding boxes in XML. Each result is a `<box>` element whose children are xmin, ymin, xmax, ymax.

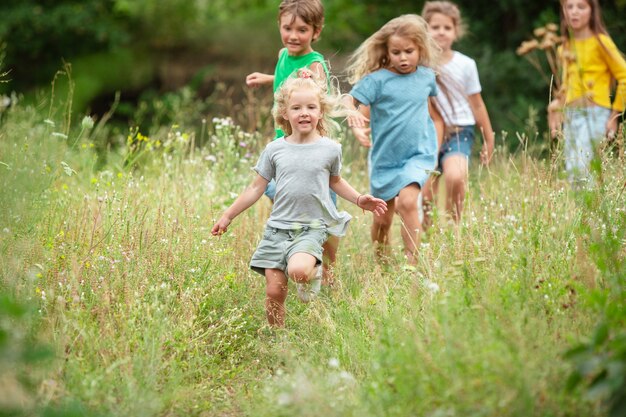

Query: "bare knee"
<box><xmin>287</xmin><ymin>265</ymin><xmax>314</xmax><ymax>283</ymax></box>
<box><xmin>446</xmin><ymin>170</ymin><xmax>466</xmax><ymax>189</ymax></box>
<box><xmin>266</xmin><ymin>282</ymin><xmax>288</xmax><ymax>303</ymax></box>
<box><xmin>395</xmin><ymin>195</ymin><xmax>417</xmax><ymax>218</ymax></box>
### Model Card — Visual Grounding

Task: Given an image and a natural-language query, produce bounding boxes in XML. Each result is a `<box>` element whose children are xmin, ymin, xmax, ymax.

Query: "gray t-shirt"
<box><xmin>254</xmin><ymin>136</ymin><xmax>352</xmax><ymax>236</ymax></box>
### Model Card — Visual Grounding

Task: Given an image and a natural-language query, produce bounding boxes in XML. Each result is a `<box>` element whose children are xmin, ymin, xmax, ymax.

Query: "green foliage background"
<box><xmin>1</xmin><ymin>0</ymin><xmax>625</xmax><ymax>136</ymax></box>
<box><xmin>1</xmin><ymin>2</ymin><xmax>626</xmax><ymax>416</ymax></box>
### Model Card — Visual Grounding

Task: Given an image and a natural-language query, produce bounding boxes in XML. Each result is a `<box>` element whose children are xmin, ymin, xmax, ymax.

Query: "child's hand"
<box><xmin>547</xmin><ymin>99</ymin><xmax>563</xmax><ymax>139</ymax></box>
<box><xmin>246</xmin><ymin>72</ymin><xmax>271</xmax><ymax>88</ymax></box>
<box><xmin>356</xmin><ymin>194</ymin><xmax>388</xmax><ymax>216</ymax></box>
<box><xmin>606</xmin><ymin>113</ymin><xmax>619</xmax><ymax>139</ymax></box>
<box><xmin>211</xmin><ymin>216</ymin><xmax>232</xmax><ymax>236</ymax></box>
<box><xmin>352</xmin><ymin>126</ymin><xmax>372</xmax><ymax>148</ymax></box>
<box><xmin>347</xmin><ymin>112</ymin><xmax>369</xmax><ymax>129</ymax></box>
<box><xmin>480</xmin><ymin>145</ymin><xmax>492</xmax><ymax>165</ymax></box>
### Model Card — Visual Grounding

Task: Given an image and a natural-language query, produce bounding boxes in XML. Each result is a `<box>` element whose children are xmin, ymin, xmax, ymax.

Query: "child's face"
<box><xmin>563</xmin><ymin>0</ymin><xmax>591</xmax><ymax>33</ymax></box>
<box><xmin>279</xmin><ymin>13</ymin><xmax>320</xmax><ymax>56</ymax></box>
<box><xmin>387</xmin><ymin>35</ymin><xmax>420</xmax><ymax>74</ymax></box>
<box><xmin>283</xmin><ymin>88</ymin><xmax>322</xmax><ymax>136</ymax></box>
<box><xmin>427</xmin><ymin>13</ymin><xmax>456</xmax><ymax>53</ymax></box>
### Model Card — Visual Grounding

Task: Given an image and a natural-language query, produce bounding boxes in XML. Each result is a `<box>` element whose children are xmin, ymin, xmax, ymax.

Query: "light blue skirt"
<box><xmin>563</xmin><ymin>105</ymin><xmax>610</xmax><ymax>183</ymax></box>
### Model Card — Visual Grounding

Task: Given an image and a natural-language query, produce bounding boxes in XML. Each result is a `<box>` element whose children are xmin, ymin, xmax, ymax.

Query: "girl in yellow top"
<box><xmin>551</xmin><ymin>0</ymin><xmax>626</xmax><ymax>184</ymax></box>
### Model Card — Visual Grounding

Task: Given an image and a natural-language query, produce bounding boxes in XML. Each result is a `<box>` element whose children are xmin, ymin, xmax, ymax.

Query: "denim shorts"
<box><xmin>436</xmin><ymin>125</ymin><xmax>475</xmax><ymax>172</ymax></box>
<box><xmin>250</xmin><ymin>226</ymin><xmax>327</xmax><ymax>276</ymax></box>
<box><xmin>265</xmin><ymin>179</ymin><xmax>338</xmax><ymax>206</ymax></box>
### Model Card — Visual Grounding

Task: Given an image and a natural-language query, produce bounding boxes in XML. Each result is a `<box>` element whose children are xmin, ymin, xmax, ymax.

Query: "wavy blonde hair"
<box><xmin>345</xmin><ymin>14</ymin><xmax>440</xmax><ymax>84</ymax></box>
<box><xmin>273</xmin><ymin>70</ymin><xmax>347</xmax><ymax>137</ymax></box>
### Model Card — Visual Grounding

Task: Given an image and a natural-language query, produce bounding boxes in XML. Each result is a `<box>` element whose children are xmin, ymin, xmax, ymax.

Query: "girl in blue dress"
<box><xmin>344</xmin><ymin>14</ymin><xmax>444</xmax><ymax>265</ymax></box>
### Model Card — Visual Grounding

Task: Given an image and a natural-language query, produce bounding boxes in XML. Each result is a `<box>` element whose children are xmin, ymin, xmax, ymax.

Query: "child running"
<box><xmin>344</xmin><ymin>14</ymin><xmax>444</xmax><ymax>265</ymax></box>
<box><xmin>421</xmin><ymin>1</ymin><xmax>494</xmax><ymax>224</ymax></box>
<box><xmin>245</xmin><ymin>0</ymin><xmax>340</xmax><ymax>282</ymax></box>
<box><xmin>212</xmin><ymin>72</ymin><xmax>387</xmax><ymax>327</ymax></box>
<box><xmin>550</xmin><ymin>0</ymin><xmax>626</xmax><ymax>185</ymax></box>
<box><xmin>246</xmin><ymin>0</ymin><xmax>329</xmax><ymax>139</ymax></box>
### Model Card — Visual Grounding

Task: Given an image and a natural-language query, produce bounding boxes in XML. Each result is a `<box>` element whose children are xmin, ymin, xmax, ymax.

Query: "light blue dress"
<box><xmin>350</xmin><ymin>67</ymin><xmax>438</xmax><ymax>201</ymax></box>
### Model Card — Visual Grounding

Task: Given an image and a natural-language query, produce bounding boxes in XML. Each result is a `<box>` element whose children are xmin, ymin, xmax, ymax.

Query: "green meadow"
<box><xmin>1</xmin><ymin>88</ymin><xmax>625</xmax><ymax>416</ymax></box>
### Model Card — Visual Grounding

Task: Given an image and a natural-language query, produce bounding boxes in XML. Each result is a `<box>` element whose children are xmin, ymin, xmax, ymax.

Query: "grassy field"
<box><xmin>1</xmin><ymin>98</ymin><xmax>625</xmax><ymax>417</ymax></box>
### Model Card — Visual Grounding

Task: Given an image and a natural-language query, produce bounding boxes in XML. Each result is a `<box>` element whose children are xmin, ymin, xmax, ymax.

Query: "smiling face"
<box><xmin>427</xmin><ymin>12</ymin><xmax>457</xmax><ymax>53</ymax></box>
<box><xmin>563</xmin><ymin>0</ymin><xmax>592</xmax><ymax>35</ymax></box>
<box><xmin>279</xmin><ymin>13</ymin><xmax>320</xmax><ymax>56</ymax></box>
<box><xmin>387</xmin><ymin>35</ymin><xmax>420</xmax><ymax>74</ymax></box>
<box><xmin>283</xmin><ymin>88</ymin><xmax>322</xmax><ymax>138</ymax></box>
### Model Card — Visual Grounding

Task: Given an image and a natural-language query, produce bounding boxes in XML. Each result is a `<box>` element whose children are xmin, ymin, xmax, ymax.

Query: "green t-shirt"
<box><xmin>272</xmin><ymin>49</ymin><xmax>329</xmax><ymax>138</ymax></box>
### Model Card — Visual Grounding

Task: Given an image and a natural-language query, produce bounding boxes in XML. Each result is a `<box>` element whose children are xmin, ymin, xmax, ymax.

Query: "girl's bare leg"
<box><xmin>371</xmin><ymin>197</ymin><xmax>395</xmax><ymax>262</ymax></box>
<box><xmin>322</xmin><ymin>236</ymin><xmax>339</xmax><ymax>285</ymax></box>
<box><xmin>286</xmin><ymin>252</ymin><xmax>318</xmax><ymax>283</ymax></box>
<box><xmin>396</xmin><ymin>184</ymin><xmax>422</xmax><ymax>265</ymax></box>
<box><xmin>421</xmin><ymin>176</ymin><xmax>438</xmax><ymax>230</ymax></box>
<box><xmin>265</xmin><ymin>268</ymin><xmax>288</xmax><ymax>327</ymax></box>
<box><xmin>442</xmin><ymin>155</ymin><xmax>468</xmax><ymax>223</ymax></box>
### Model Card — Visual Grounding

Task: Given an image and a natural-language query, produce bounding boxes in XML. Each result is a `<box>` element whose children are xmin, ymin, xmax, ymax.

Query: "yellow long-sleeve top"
<box><xmin>560</xmin><ymin>33</ymin><xmax>626</xmax><ymax>112</ymax></box>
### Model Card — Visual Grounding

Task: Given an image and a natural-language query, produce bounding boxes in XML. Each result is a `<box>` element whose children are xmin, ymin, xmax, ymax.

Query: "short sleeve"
<box><xmin>253</xmin><ymin>145</ymin><xmax>274</xmax><ymax>181</ymax></box>
<box><xmin>429</xmin><ymin>70</ymin><xmax>439</xmax><ymax>97</ymax></box>
<box><xmin>350</xmin><ymin>75</ymin><xmax>378</xmax><ymax>106</ymax></box>
<box><xmin>464</xmin><ymin>59</ymin><xmax>482</xmax><ymax>95</ymax></box>
<box><xmin>329</xmin><ymin>143</ymin><xmax>342</xmax><ymax>177</ymax></box>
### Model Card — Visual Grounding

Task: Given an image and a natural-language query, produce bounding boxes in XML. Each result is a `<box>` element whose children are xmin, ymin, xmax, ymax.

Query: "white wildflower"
<box><xmin>81</xmin><ymin>116</ymin><xmax>95</xmax><ymax>130</ymax></box>
<box><xmin>424</xmin><ymin>280</ymin><xmax>440</xmax><ymax>293</ymax></box>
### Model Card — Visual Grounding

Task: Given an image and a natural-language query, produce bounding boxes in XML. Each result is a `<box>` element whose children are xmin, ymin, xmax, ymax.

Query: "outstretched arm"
<box><xmin>211</xmin><ymin>174</ymin><xmax>269</xmax><ymax>235</ymax></box>
<box><xmin>246</xmin><ymin>48</ymin><xmax>284</xmax><ymax>88</ymax></box>
<box><xmin>246</xmin><ymin>72</ymin><xmax>274</xmax><ymax>88</ymax></box>
<box><xmin>330</xmin><ymin>175</ymin><xmax>387</xmax><ymax>216</ymax></box>
<box><xmin>468</xmin><ymin>93</ymin><xmax>495</xmax><ymax>165</ymax></box>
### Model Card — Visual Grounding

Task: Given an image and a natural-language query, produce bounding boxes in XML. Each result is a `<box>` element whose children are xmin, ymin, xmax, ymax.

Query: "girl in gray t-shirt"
<box><xmin>211</xmin><ymin>73</ymin><xmax>387</xmax><ymax>327</ymax></box>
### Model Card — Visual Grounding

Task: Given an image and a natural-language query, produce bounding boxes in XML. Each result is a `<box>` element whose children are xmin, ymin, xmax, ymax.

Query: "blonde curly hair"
<box><xmin>272</xmin><ymin>70</ymin><xmax>346</xmax><ymax>137</ymax></box>
<box><xmin>345</xmin><ymin>14</ymin><xmax>440</xmax><ymax>84</ymax></box>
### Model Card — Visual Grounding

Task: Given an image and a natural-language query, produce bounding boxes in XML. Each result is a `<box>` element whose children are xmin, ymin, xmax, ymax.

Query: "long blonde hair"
<box><xmin>345</xmin><ymin>14</ymin><xmax>440</xmax><ymax>84</ymax></box>
<box><xmin>272</xmin><ymin>70</ymin><xmax>346</xmax><ymax>137</ymax></box>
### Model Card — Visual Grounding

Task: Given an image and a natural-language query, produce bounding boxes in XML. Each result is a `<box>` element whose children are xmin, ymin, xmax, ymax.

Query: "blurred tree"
<box><xmin>0</xmin><ymin>0</ymin><xmax>623</xmax><ymax>136</ymax></box>
<box><xmin>0</xmin><ymin>0</ymin><xmax>128</xmax><ymax>90</ymax></box>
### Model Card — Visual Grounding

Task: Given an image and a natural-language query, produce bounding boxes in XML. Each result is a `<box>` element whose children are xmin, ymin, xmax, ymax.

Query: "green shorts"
<box><xmin>250</xmin><ymin>226</ymin><xmax>327</xmax><ymax>276</ymax></box>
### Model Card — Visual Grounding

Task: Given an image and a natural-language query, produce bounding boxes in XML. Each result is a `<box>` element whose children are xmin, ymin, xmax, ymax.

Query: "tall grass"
<box><xmin>1</xmin><ymin>93</ymin><xmax>624</xmax><ymax>416</ymax></box>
